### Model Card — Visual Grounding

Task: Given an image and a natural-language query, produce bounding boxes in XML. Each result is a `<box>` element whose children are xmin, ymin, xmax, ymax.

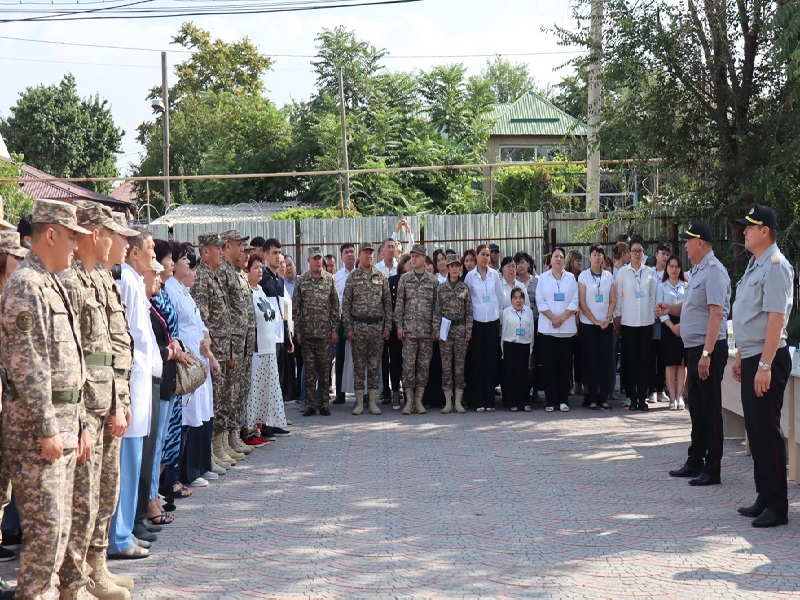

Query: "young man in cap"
<box><xmin>58</xmin><ymin>201</ymin><xmax>138</xmax><ymax>598</ymax></box>
<box><xmin>292</xmin><ymin>246</ymin><xmax>340</xmax><ymax>416</ymax></box>
<box><xmin>489</xmin><ymin>243</ymin><xmax>501</xmax><ymax>271</ymax></box>
<box><xmin>394</xmin><ymin>244</ymin><xmax>440</xmax><ymax>414</ymax></box>
<box><xmin>732</xmin><ymin>204</ymin><xmax>793</xmax><ymax>527</ymax></box>
<box><xmin>0</xmin><ymin>199</ymin><xmax>89</xmax><ymax>598</ymax></box>
<box><xmin>341</xmin><ymin>242</ymin><xmax>391</xmax><ymax>416</ymax></box>
<box><xmin>658</xmin><ymin>222</ymin><xmax>730</xmax><ymax>486</ymax></box>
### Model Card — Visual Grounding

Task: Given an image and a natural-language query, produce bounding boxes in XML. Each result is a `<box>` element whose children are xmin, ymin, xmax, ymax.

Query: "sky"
<box><xmin>0</xmin><ymin>0</ymin><xmax>581</xmax><ymax>177</ymax></box>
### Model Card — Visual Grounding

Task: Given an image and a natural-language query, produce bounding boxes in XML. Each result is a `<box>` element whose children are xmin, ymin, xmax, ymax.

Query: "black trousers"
<box><xmin>539</xmin><ymin>334</ymin><xmax>573</xmax><ymax>408</ymax></box>
<box><xmin>423</xmin><ymin>341</ymin><xmax>445</xmax><ymax>408</ymax></box>
<box><xmin>503</xmin><ymin>341</ymin><xmax>531</xmax><ymax>409</ymax></box>
<box><xmin>135</xmin><ymin>384</ymin><xmax>161</xmax><ymax>525</ymax></box>
<box><xmin>381</xmin><ymin>341</ymin><xmax>391</xmax><ymax>399</ymax></box>
<box><xmin>741</xmin><ymin>347</ymin><xmax>791</xmax><ymax>516</ymax></box>
<box><xmin>286</xmin><ymin>333</ymin><xmax>303</xmax><ymax>401</ymax></box>
<box><xmin>685</xmin><ymin>339</ymin><xmax>727</xmax><ymax>477</ymax></box>
<box><xmin>387</xmin><ymin>326</ymin><xmax>403</xmax><ymax>396</ymax></box>
<box><xmin>649</xmin><ymin>337</ymin><xmax>666</xmax><ymax>393</ymax></box>
<box><xmin>468</xmin><ymin>320</ymin><xmax>500</xmax><ymax>409</ymax></box>
<box><xmin>180</xmin><ymin>419</ymin><xmax>212</xmax><ymax>485</ymax></box>
<box><xmin>580</xmin><ymin>322</ymin><xmax>613</xmax><ymax>405</ymax></box>
<box><xmin>335</xmin><ymin>321</ymin><xmax>346</xmax><ymax>401</ymax></box>
<box><xmin>621</xmin><ymin>325</ymin><xmax>652</xmax><ymax>405</ymax></box>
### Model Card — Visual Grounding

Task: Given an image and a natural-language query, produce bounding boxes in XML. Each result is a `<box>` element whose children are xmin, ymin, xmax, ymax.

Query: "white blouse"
<box><xmin>535</xmin><ymin>269</ymin><xmax>579</xmax><ymax>337</ymax></box>
<box><xmin>465</xmin><ymin>267</ymin><xmax>505</xmax><ymax>323</ymax></box>
<box><xmin>498</xmin><ymin>277</ymin><xmax>529</xmax><ymax>312</ymax></box>
<box><xmin>577</xmin><ymin>268</ymin><xmax>615</xmax><ymax>324</ymax></box>
<box><xmin>252</xmin><ymin>285</ymin><xmax>277</xmax><ymax>355</ymax></box>
<box><xmin>500</xmin><ymin>305</ymin><xmax>535</xmax><ymax>353</ymax></box>
<box><xmin>615</xmin><ymin>263</ymin><xmax>657</xmax><ymax>327</ymax></box>
<box><xmin>656</xmin><ymin>279</ymin><xmax>687</xmax><ymax>322</ymax></box>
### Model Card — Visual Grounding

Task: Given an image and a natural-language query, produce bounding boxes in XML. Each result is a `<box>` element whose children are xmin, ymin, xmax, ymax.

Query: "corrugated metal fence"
<box><xmin>148</xmin><ymin>219</ymin><xmax>297</xmax><ymax>255</ymax></box>
<box><xmin>300</xmin><ymin>216</ymin><xmax>422</xmax><ymax>264</ymax></box>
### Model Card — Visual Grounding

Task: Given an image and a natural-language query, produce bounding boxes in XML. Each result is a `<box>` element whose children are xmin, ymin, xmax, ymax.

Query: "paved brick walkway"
<box><xmin>3</xmin><ymin>398</ymin><xmax>800</xmax><ymax>598</ymax></box>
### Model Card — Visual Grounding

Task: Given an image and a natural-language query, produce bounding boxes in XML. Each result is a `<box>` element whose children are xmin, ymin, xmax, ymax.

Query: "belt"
<box><xmin>114</xmin><ymin>368</ymin><xmax>132</xmax><ymax>381</ymax></box>
<box><xmin>85</xmin><ymin>353</ymin><xmax>114</xmax><ymax>367</ymax></box>
<box><xmin>8</xmin><ymin>382</ymin><xmax>81</xmax><ymax>404</ymax></box>
<box><xmin>447</xmin><ymin>318</ymin><xmax>465</xmax><ymax>326</ymax></box>
<box><xmin>152</xmin><ymin>376</ymin><xmax>163</xmax><ymax>385</ymax></box>
<box><xmin>352</xmin><ymin>316</ymin><xmax>383</xmax><ymax>325</ymax></box>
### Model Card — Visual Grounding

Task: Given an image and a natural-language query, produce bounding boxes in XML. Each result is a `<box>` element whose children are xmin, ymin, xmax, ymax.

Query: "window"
<box><xmin>499</xmin><ymin>145</ymin><xmax>567</xmax><ymax>162</ymax></box>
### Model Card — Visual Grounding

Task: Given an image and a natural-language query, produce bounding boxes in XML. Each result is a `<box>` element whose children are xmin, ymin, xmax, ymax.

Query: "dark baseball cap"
<box><xmin>678</xmin><ymin>222</ymin><xmax>713</xmax><ymax>243</ymax></box>
<box><xmin>736</xmin><ymin>205</ymin><xmax>778</xmax><ymax>230</ymax></box>
<box><xmin>489</xmin><ymin>243</ymin><xmax>500</xmax><ymax>253</ymax></box>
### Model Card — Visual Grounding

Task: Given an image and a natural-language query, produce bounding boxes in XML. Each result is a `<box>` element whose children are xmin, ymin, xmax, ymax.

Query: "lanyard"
<box><xmin>666</xmin><ymin>281</ymin><xmax>683</xmax><ymax>298</ymax></box>
<box><xmin>514</xmin><ymin>310</ymin><xmax>524</xmax><ymax>324</ymax></box>
<box><xmin>632</xmin><ymin>266</ymin><xmax>643</xmax><ymax>290</ymax></box>
<box><xmin>590</xmin><ymin>270</ymin><xmax>603</xmax><ymax>293</ymax></box>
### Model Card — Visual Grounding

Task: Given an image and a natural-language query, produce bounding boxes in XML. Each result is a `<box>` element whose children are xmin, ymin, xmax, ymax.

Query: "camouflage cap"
<box><xmin>307</xmin><ymin>245</ymin><xmax>323</xmax><ymax>259</ymax></box>
<box><xmin>0</xmin><ymin>230</ymin><xmax>28</xmax><ymax>259</ymax></box>
<box><xmin>197</xmin><ymin>232</ymin><xmax>223</xmax><ymax>247</ymax></box>
<box><xmin>32</xmin><ymin>199</ymin><xmax>91</xmax><ymax>235</ymax></box>
<box><xmin>359</xmin><ymin>242</ymin><xmax>375</xmax><ymax>253</ymax></box>
<box><xmin>446</xmin><ymin>253</ymin><xmax>461</xmax><ymax>265</ymax></box>
<box><xmin>74</xmin><ymin>200</ymin><xmax>139</xmax><ymax>237</ymax></box>
<box><xmin>220</xmin><ymin>229</ymin><xmax>249</xmax><ymax>244</ymax></box>
<box><xmin>410</xmin><ymin>243</ymin><xmax>427</xmax><ymax>256</ymax></box>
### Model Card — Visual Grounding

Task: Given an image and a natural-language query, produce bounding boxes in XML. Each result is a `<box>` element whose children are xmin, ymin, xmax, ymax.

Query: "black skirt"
<box><xmin>661</xmin><ymin>316</ymin><xmax>685</xmax><ymax>366</ymax></box>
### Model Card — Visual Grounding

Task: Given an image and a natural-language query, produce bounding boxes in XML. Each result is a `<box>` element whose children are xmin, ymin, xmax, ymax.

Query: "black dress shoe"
<box><xmin>332</xmin><ymin>396</ymin><xmax>345</xmax><ymax>405</ymax></box>
<box><xmin>751</xmin><ymin>508</ymin><xmax>788</xmax><ymax>528</ymax></box>
<box><xmin>303</xmin><ymin>408</ymin><xmax>317</xmax><ymax>416</ymax></box>
<box><xmin>319</xmin><ymin>407</ymin><xmax>331</xmax><ymax>416</ymax></box>
<box><xmin>688</xmin><ymin>473</ymin><xmax>721</xmax><ymax>486</ymax></box>
<box><xmin>669</xmin><ymin>463</ymin><xmax>703</xmax><ymax>478</ymax></box>
<box><xmin>737</xmin><ymin>501</ymin><xmax>766</xmax><ymax>518</ymax></box>
<box><xmin>638</xmin><ymin>402</ymin><xmax>649</xmax><ymax>411</ymax></box>
<box><xmin>628</xmin><ymin>403</ymin><xmax>639</xmax><ymax>411</ymax></box>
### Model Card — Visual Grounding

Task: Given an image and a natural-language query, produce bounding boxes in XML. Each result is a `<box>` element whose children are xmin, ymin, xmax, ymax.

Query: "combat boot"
<box><xmin>87</xmin><ymin>552</ymin><xmax>134</xmax><ymax>593</ymax></box>
<box><xmin>454</xmin><ymin>389</ymin><xmax>466</xmax><ymax>413</ymax></box>
<box><xmin>442</xmin><ymin>390</ymin><xmax>453</xmax><ymax>414</ymax></box>
<box><xmin>229</xmin><ymin>431</ymin><xmax>252</xmax><ymax>455</ymax></box>
<box><xmin>414</xmin><ymin>387</ymin><xmax>427</xmax><ymax>414</ymax></box>
<box><xmin>401</xmin><ymin>388</ymin><xmax>415</xmax><ymax>415</ymax></box>
<box><xmin>85</xmin><ymin>557</ymin><xmax>130</xmax><ymax>599</ymax></box>
<box><xmin>368</xmin><ymin>390</ymin><xmax>382</xmax><ymax>415</ymax></box>
<box><xmin>352</xmin><ymin>396</ymin><xmax>364</xmax><ymax>415</ymax></box>
<box><xmin>212</xmin><ymin>433</ymin><xmax>237</xmax><ymax>466</ymax></box>
<box><xmin>210</xmin><ymin>457</ymin><xmax>227</xmax><ymax>475</ymax></box>
<box><xmin>223</xmin><ymin>435</ymin><xmax>246</xmax><ymax>460</ymax></box>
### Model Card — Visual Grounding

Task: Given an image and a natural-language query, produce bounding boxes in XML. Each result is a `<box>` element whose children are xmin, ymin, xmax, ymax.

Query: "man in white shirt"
<box><xmin>333</xmin><ymin>243</ymin><xmax>356</xmax><ymax>403</ymax></box>
<box><xmin>284</xmin><ymin>255</ymin><xmax>299</xmax><ymax>298</ymax></box>
<box><xmin>375</xmin><ymin>237</ymin><xmax>397</xmax><ymax>277</ymax></box>
<box><xmin>109</xmin><ymin>231</ymin><xmax>160</xmax><ymax>559</ymax></box>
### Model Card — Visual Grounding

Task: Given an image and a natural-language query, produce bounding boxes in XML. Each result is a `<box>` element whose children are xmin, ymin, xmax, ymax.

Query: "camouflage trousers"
<box><xmin>441</xmin><ymin>325</ymin><xmax>468</xmax><ymax>391</ymax></box>
<box><xmin>59</xmin><ymin>410</ymin><xmax>110</xmax><ymax>590</ymax></box>
<box><xmin>211</xmin><ymin>363</ymin><xmax>229</xmax><ymax>435</ymax></box>
<box><xmin>89</xmin><ymin>427</ymin><xmax>121</xmax><ymax>557</ymax></box>
<box><xmin>232</xmin><ymin>349</ymin><xmax>253</xmax><ymax>431</ymax></box>
<box><xmin>351</xmin><ymin>322</ymin><xmax>384</xmax><ymax>392</ymax></box>
<box><xmin>303</xmin><ymin>337</ymin><xmax>332</xmax><ymax>409</ymax></box>
<box><xmin>402</xmin><ymin>337</ymin><xmax>433</xmax><ymax>389</ymax></box>
<box><xmin>8</xmin><ymin>446</ymin><xmax>76</xmax><ymax>600</ymax></box>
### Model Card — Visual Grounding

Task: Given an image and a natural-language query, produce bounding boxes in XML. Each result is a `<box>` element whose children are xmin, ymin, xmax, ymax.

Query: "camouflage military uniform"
<box><xmin>238</xmin><ymin>268</ymin><xmax>256</xmax><ymax>424</ymax></box>
<box><xmin>434</xmin><ymin>279</ymin><xmax>473</xmax><ymax>391</ymax></box>
<box><xmin>394</xmin><ymin>269</ymin><xmax>439</xmax><ymax>389</ymax></box>
<box><xmin>216</xmin><ymin>256</ymin><xmax>247</xmax><ymax>433</ymax></box>
<box><xmin>193</xmin><ymin>258</ymin><xmax>231</xmax><ymax>435</ymax></box>
<box><xmin>1</xmin><ymin>246</ymin><xmax>86</xmax><ymax>599</ymax></box>
<box><xmin>341</xmin><ymin>266</ymin><xmax>391</xmax><ymax>395</ymax></box>
<box><xmin>293</xmin><ymin>260</ymin><xmax>340</xmax><ymax>409</ymax></box>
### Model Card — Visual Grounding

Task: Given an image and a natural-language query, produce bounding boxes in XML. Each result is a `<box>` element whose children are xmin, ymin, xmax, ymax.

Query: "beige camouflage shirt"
<box><xmin>341</xmin><ymin>267</ymin><xmax>391</xmax><ymax>335</ymax></box>
<box><xmin>95</xmin><ymin>266</ymin><xmax>133</xmax><ymax>412</ymax></box>
<box><xmin>0</xmin><ymin>251</ymin><xmax>85</xmax><ymax>449</ymax></box>
<box><xmin>194</xmin><ymin>260</ymin><xmax>231</xmax><ymax>360</ymax></box>
<box><xmin>217</xmin><ymin>258</ymin><xmax>248</xmax><ymax>354</ymax></box>
<box><xmin>394</xmin><ymin>270</ymin><xmax>439</xmax><ymax>337</ymax></box>
<box><xmin>293</xmin><ymin>270</ymin><xmax>340</xmax><ymax>340</ymax></box>
<box><xmin>434</xmin><ymin>280</ymin><xmax>474</xmax><ymax>334</ymax></box>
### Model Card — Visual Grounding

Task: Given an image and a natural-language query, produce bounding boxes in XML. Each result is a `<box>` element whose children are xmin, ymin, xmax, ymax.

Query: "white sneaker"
<box><xmin>202</xmin><ymin>471</ymin><xmax>219</xmax><ymax>480</ymax></box>
<box><xmin>659</xmin><ymin>391</ymin><xmax>669</xmax><ymax>403</ymax></box>
<box><xmin>559</xmin><ymin>403</ymin><xmax>570</xmax><ymax>412</ymax></box>
<box><xmin>677</xmin><ymin>398</ymin><xmax>685</xmax><ymax>410</ymax></box>
<box><xmin>647</xmin><ymin>392</ymin><xmax>658</xmax><ymax>404</ymax></box>
<box><xmin>669</xmin><ymin>398</ymin><xmax>678</xmax><ymax>411</ymax></box>
<box><xmin>623</xmin><ymin>398</ymin><xmax>632</xmax><ymax>407</ymax></box>
<box><xmin>189</xmin><ymin>477</ymin><xmax>209</xmax><ymax>487</ymax></box>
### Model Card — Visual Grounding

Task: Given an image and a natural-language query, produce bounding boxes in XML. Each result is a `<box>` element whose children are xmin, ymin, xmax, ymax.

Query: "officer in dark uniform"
<box><xmin>657</xmin><ymin>222</ymin><xmax>730</xmax><ymax>486</ymax></box>
<box><xmin>732</xmin><ymin>204</ymin><xmax>793</xmax><ymax>527</ymax></box>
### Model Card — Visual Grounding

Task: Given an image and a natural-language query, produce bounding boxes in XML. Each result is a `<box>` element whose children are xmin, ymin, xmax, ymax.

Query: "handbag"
<box><xmin>173</xmin><ymin>339</ymin><xmax>209</xmax><ymax>397</ymax></box>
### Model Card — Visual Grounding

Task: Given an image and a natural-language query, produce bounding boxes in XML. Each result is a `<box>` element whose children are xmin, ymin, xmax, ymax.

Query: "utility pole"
<box><xmin>161</xmin><ymin>51</ymin><xmax>171</xmax><ymax>212</ymax></box>
<box><xmin>338</xmin><ymin>66</ymin><xmax>351</xmax><ymax>212</ymax></box>
<box><xmin>586</xmin><ymin>0</ymin><xmax>602</xmax><ymax>213</ymax></box>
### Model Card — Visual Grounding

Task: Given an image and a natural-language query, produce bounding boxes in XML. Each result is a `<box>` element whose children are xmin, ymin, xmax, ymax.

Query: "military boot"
<box><xmin>368</xmin><ymin>390</ymin><xmax>382</xmax><ymax>415</ymax></box>
<box><xmin>414</xmin><ymin>387</ymin><xmax>427</xmax><ymax>414</ymax></box>
<box><xmin>454</xmin><ymin>389</ymin><xmax>466</xmax><ymax>413</ymax></box>
<box><xmin>401</xmin><ymin>388</ymin><xmax>415</xmax><ymax>415</ymax></box>
<box><xmin>88</xmin><ymin>552</ymin><xmax>134</xmax><ymax>593</ymax></box>
<box><xmin>442</xmin><ymin>390</ymin><xmax>453</xmax><ymax>414</ymax></box>
<box><xmin>229</xmin><ymin>431</ymin><xmax>252</xmax><ymax>455</ymax></box>
<box><xmin>212</xmin><ymin>434</ymin><xmax>236</xmax><ymax>466</ymax></box>
<box><xmin>352</xmin><ymin>396</ymin><xmax>365</xmax><ymax>415</ymax></box>
<box><xmin>85</xmin><ymin>555</ymin><xmax>130</xmax><ymax>599</ymax></box>
<box><xmin>210</xmin><ymin>457</ymin><xmax>227</xmax><ymax>475</ymax></box>
<box><xmin>223</xmin><ymin>434</ymin><xmax>246</xmax><ymax>460</ymax></box>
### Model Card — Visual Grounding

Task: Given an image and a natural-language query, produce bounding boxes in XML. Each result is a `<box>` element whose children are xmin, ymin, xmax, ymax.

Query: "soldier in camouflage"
<box><xmin>0</xmin><ymin>199</ymin><xmax>89</xmax><ymax>600</ymax></box>
<box><xmin>236</xmin><ymin>240</ymin><xmax>257</xmax><ymax>433</ymax></box>
<box><xmin>394</xmin><ymin>244</ymin><xmax>440</xmax><ymax>415</ymax></box>
<box><xmin>57</xmin><ymin>201</ymin><xmax>138</xmax><ymax>599</ymax></box>
<box><xmin>218</xmin><ymin>229</ymin><xmax>252</xmax><ymax>457</ymax></box>
<box><xmin>193</xmin><ymin>233</ymin><xmax>237</xmax><ymax>469</ymax></box>
<box><xmin>341</xmin><ymin>242</ymin><xmax>391</xmax><ymax>416</ymax></box>
<box><xmin>292</xmin><ymin>246</ymin><xmax>340</xmax><ymax>416</ymax></box>
<box><xmin>434</xmin><ymin>254</ymin><xmax>473</xmax><ymax>414</ymax></box>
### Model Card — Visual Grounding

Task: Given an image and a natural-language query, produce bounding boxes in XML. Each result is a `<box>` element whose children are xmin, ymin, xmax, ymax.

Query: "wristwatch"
<box><xmin>701</xmin><ymin>350</ymin><xmax>711</xmax><ymax>358</ymax></box>
<box><xmin>758</xmin><ymin>361</ymin><xmax>771</xmax><ymax>371</ymax></box>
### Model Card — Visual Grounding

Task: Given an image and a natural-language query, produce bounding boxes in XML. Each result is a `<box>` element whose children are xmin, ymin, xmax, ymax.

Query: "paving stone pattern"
<box><xmin>3</xmin><ymin>399</ymin><xmax>800</xmax><ymax>598</ymax></box>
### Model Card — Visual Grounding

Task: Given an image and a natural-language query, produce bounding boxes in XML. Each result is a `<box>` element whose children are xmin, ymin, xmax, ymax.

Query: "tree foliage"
<box><xmin>477</xmin><ymin>56</ymin><xmax>539</xmax><ymax>104</ymax></box>
<box><xmin>0</xmin><ymin>154</ymin><xmax>34</xmax><ymax>226</ymax></box>
<box><xmin>0</xmin><ymin>74</ymin><xmax>123</xmax><ymax>194</ymax></box>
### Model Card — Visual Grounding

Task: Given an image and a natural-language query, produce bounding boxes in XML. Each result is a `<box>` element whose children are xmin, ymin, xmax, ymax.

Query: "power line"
<box><xmin>0</xmin><ymin>54</ymin><xmax>155</xmax><ymax>68</ymax></box>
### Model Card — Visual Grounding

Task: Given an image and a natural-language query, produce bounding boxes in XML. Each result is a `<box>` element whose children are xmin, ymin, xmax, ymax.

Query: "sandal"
<box><xmin>162</xmin><ymin>502</ymin><xmax>176</xmax><ymax>513</ymax></box>
<box><xmin>148</xmin><ymin>512</ymin><xmax>174</xmax><ymax>525</ymax></box>
<box><xmin>161</xmin><ymin>484</ymin><xmax>193</xmax><ymax>500</ymax></box>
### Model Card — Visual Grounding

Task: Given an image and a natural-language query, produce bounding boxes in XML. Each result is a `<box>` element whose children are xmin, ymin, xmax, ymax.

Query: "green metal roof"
<box><xmin>489</xmin><ymin>91</ymin><xmax>587</xmax><ymax>137</ymax></box>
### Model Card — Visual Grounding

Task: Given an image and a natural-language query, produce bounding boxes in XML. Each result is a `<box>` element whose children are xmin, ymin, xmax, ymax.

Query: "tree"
<box><xmin>0</xmin><ymin>154</ymin><xmax>34</xmax><ymax>226</ymax></box>
<box><xmin>477</xmin><ymin>56</ymin><xmax>539</xmax><ymax>104</ymax></box>
<box><xmin>0</xmin><ymin>74</ymin><xmax>123</xmax><ymax>194</ymax></box>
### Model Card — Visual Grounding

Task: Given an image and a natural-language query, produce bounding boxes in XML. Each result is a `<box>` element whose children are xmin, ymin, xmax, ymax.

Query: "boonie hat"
<box><xmin>678</xmin><ymin>222</ymin><xmax>714</xmax><ymax>243</ymax></box>
<box><xmin>32</xmin><ymin>199</ymin><xmax>90</xmax><ymax>235</ymax></box>
<box><xmin>307</xmin><ymin>246</ymin><xmax>323</xmax><ymax>259</ymax></box>
<box><xmin>736</xmin><ymin>205</ymin><xmax>778</xmax><ymax>230</ymax></box>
